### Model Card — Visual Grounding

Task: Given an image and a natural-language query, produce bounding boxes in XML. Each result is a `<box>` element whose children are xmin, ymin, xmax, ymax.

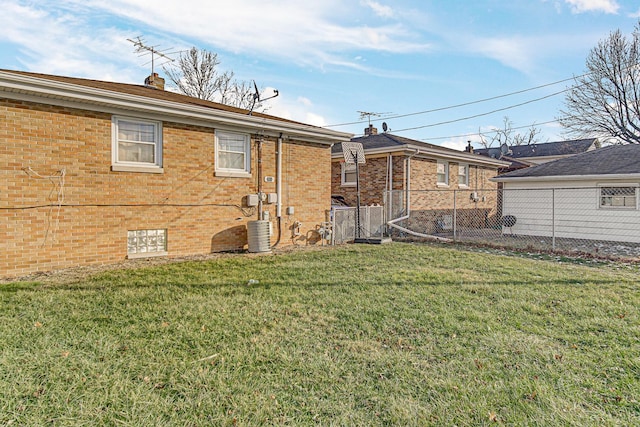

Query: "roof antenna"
<box><xmin>357</xmin><ymin>111</ymin><xmax>392</xmax><ymax>126</ymax></box>
<box><xmin>249</xmin><ymin>80</ymin><xmax>279</xmax><ymax>115</ymax></box>
<box><xmin>127</xmin><ymin>36</ymin><xmax>176</xmax><ymax>74</ymax></box>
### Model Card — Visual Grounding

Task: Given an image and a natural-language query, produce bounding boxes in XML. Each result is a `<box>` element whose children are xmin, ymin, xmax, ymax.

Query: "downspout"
<box><xmin>386</xmin><ymin>154</ymin><xmax>393</xmax><ymax>232</ymax></box>
<box><xmin>386</xmin><ymin>150</ymin><xmax>451</xmax><ymax>242</ymax></box>
<box><xmin>271</xmin><ymin>134</ymin><xmax>283</xmax><ymax>248</ymax></box>
<box><xmin>257</xmin><ymin>136</ymin><xmax>263</xmax><ymax>219</ymax></box>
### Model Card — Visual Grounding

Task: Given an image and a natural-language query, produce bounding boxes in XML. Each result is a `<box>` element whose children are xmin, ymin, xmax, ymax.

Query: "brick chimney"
<box><xmin>364</xmin><ymin>124</ymin><xmax>378</xmax><ymax>136</ymax></box>
<box><xmin>144</xmin><ymin>73</ymin><xmax>165</xmax><ymax>90</ymax></box>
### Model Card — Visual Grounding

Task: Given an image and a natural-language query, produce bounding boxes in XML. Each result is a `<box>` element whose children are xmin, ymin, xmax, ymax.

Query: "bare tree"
<box><xmin>164</xmin><ymin>47</ymin><xmax>265</xmax><ymax>111</ymax></box>
<box><xmin>164</xmin><ymin>48</ymin><xmax>222</xmax><ymax>101</ymax></box>
<box><xmin>559</xmin><ymin>23</ymin><xmax>640</xmax><ymax>144</ymax></box>
<box><xmin>478</xmin><ymin>116</ymin><xmax>545</xmax><ymax>148</ymax></box>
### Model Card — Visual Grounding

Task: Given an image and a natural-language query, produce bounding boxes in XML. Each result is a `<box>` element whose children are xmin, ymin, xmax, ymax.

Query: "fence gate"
<box><xmin>331</xmin><ymin>206</ymin><xmax>385</xmax><ymax>244</ymax></box>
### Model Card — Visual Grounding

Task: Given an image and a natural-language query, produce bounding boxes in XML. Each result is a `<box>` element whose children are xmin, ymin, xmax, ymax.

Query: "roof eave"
<box><xmin>492</xmin><ymin>173</ymin><xmax>640</xmax><ymax>182</ymax></box>
<box><xmin>0</xmin><ymin>71</ymin><xmax>352</xmax><ymax>144</ymax></box>
<box><xmin>332</xmin><ymin>143</ymin><xmax>510</xmax><ymax>167</ymax></box>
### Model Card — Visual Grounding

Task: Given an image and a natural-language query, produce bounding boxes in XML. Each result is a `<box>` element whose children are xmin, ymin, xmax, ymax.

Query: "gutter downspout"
<box><xmin>271</xmin><ymin>134</ymin><xmax>283</xmax><ymax>248</ymax></box>
<box><xmin>257</xmin><ymin>136</ymin><xmax>263</xmax><ymax>219</ymax></box>
<box><xmin>386</xmin><ymin>150</ymin><xmax>452</xmax><ymax>242</ymax></box>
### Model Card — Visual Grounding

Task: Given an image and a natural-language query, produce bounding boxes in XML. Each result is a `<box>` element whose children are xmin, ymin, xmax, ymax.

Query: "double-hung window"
<box><xmin>436</xmin><ymin>161</ymin><xmax>449</xmax><ymax>186</ymax></box>
<box><xmin>215</xmin><ymin>130</ymin><xmax>251</xmax><ymax>177</ymax></box>
<box><xmin>341</xmin><ymin>163</ymin><xmax>357</xmax><ymax>186</ymax></box>
<box><xmin>458</xmin><ymin>163</ymin><xmax>469</xmax><ymax>187</ymax></box>
<box><xmin>599</xmin><ymin>186</ymin><xmax>637</xmax><ymax>209</ymax></box>
<box><xmin>112</xmin><ymin>116</ymin><xmax>162</xmax><ymax>172</ymax></box>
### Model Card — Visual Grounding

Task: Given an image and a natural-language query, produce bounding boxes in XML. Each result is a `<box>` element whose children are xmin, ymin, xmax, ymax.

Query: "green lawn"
<box><xmin>1</xmin><ymin>243</ymin><xmax>639</xmax><ymax>426</ymax></box>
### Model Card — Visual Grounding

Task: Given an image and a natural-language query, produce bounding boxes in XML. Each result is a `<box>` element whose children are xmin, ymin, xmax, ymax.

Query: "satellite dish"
<box><xmin>248</xmin><ymin>81</ymin><xmax>279</xmax><ymax>115</ymax></box>
<box><xmin>253</xmin><ymin>80</ymin><xmax>260</xmax><ymax>102</ymax></box>
<box><xmin>382</xmin><ymin>122</ymin><xmax>388</xmax><ymax>132</ymax></box>
<box><xmin>500</xmin><ymin>143</ymin><xmax>512</xmax><ymax>157</ymax></box>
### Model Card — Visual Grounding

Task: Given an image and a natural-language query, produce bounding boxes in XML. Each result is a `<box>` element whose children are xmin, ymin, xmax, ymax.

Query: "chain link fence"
<box><xmin>331</xmin><ymin>206</ymin><xmax>385</xmax><ymax>244</ymax></box>
<box><xmin>383</xmin><ymin>187</ymin><xmax>640</xmax><ymax>261</ymax></box>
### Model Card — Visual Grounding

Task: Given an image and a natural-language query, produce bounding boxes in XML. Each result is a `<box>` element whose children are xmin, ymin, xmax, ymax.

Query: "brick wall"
<box><xmin>0</xmin><ymin>99</ymin><xmax>331</xmax><ymax>277</ymax></box>
<box><xmin>331</xmin><ymin>154</ymin><xmax>404</xmax><ymax>206</ymax></box>
<box><xmin>331</xmin><ymin>154</ymin><xmax>499</xmax><ymax>209</ymax></box>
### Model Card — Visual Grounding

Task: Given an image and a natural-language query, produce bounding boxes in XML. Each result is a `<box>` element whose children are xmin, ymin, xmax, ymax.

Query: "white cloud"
<box><xmin>439</xmin><ymin>137</ymin><xmax>469</xmax><ymax>151</ymax></box>
<box><xmin>564</xmin><ymin>0</ymin><xmax>620</xmax><ymax>14</ymax></box>
<box><xmin>265</xmin><ymin>91</ymin><xmax>330</xmax><ymax>127</ymax></box>
<box><xmin>466</xmin><ymin>36</ymin><xmax>536</xmax><ymax>74</ymax></box>
<box><xmin>0</xmin><ymin>1</ymin><xmax>147</xmax><ymax>81</ymax></box>
<box><xmin>360</xmin><ymin>0</ymin><xmax>394</xmax><ymax>18</ymax></box>
<box><xmin>629</xmin><ymin>8</ymin><xmax>640</xmax><ymax>18</ymax></box>
<box><xmin>55</xmin><ymin>0</ymin><xmax>429</xmax><ymax>69</ymax></box>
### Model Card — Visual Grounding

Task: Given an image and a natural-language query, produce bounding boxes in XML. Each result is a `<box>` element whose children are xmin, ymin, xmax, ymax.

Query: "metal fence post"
<box><xmin>453</xmin><ymin>190</ymin><xmax>457</xmax><ymax>242</ymax></box>
<box><xmin>552</xmin><ymin>188</ymin><xmax>556</xmax><ymax>250</ymax></box>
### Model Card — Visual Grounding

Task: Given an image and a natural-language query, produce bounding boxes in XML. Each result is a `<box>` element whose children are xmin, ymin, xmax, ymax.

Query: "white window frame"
<box><xmin>457</xmin><ymin>163</ymin><xmax>469</xmax><ymax>187</ymax></box>
<box><xmin>341</xmin><ymin>162</ymin><xmax>357</xmax><ymax>187</ymax></box>
<box><xmin>436</xmin><ymin>160</ymin><xmax>449</xmax><ymax>186</ymax></box>
<box><xmin>215</xmin><ymin>130</ymin><xmax>251</xmax><ymax>177</ymax></box>
<box><xmin>111</xmin><ymin>116</ymin><xmax>163</xmax><ymax>173</ymax></box>
<box><xmin>598</xmin><ymin>185</ymin><xmax>638</xmax><ymax>209</ymax></box>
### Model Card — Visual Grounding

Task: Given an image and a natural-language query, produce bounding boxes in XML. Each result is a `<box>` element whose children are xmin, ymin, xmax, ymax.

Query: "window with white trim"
<box><xmin>436</xmin><ymin>161</ymin><xmax>449</xmax><ymax>185</ymax></box>
<box><xmin>112</xmin><ymin>116</ymin><xmax>162</xmax><ymax>169</ymax></box>
<box><xmin>458</xmin><ymin>163</ymin><xmax>469</xmax><ymax>187</ymax></box>
<box><xmin>341</xmin><ymin>163</ymin><xmax>357</xmax><ymax>186</ymax></box>
<box><xmin>127</xmin><ymin>229</ymin><xmax>167</xmax><ymax>257</ymax></box>
<box><xmin>215</xmin><ymin>130</ymin><xmax>250</xmax><ymax>176</ymax></box>
<box><xmin>599</xmin><ymin>186</ymin><xmax>637</xmax><ymax>209</ymax></box>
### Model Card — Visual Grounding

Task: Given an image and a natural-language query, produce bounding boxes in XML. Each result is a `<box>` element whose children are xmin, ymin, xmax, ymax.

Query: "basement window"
<box><xmin>112</xmin><ymin>116</ymin><xmax>163</xmax><ymax>173</ymax></box>
<box><xmin>127</xmin><ymin>229</ymin><xmax>167</xmax><ymax>258</ymax></box>
<box><xmin>599</xmin><ymin>186</ymin><xmax>637</xmax><ymax>209</ymax></box>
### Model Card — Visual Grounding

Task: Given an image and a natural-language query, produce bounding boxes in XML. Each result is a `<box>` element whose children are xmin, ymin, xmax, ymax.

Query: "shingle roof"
<box><xmin>476</xmin><ymin>139</ymin><xmax>597</xmax><ymax>159</ymax></box>
<box><xmin>495</xmin><ymin>144</ymin><xmax>640</xmax><ymax>179</ymax></box>
<box><xmin>332</xmin><ymin>132</ymin><xmax>459</xmax><ymax>154</ymax></box>
<box><xmin>0</xmin><ymin>69</ymin><xmax>301</xmax><ymax>125</ymax></box>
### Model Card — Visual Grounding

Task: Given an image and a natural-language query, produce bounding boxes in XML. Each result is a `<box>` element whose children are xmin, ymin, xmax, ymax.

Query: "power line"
<box><xmin>386</xmin><ymin>88</ymin><xmax>566</xmax><ymax>134</ymax></box>
<box><xmin>324</xmin><ymin>72</ymin><xmax>589</xmax><ymax>128</ymax></box>
<box><xmin>422</xmin><ymin>119</ymin><xmax>561</xmax><ymax>142</ymax></box>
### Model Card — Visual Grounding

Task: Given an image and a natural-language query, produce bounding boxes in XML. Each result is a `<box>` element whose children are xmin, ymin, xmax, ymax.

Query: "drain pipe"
<box><xmin>387</xmin><ymin>151</ymin><xmax>452</xmax><ymax>242</ymax></box>
<box><xmin>271</xmin><ymin>134</ymin><xmax>283</xmax><ymax>248</ymax></box>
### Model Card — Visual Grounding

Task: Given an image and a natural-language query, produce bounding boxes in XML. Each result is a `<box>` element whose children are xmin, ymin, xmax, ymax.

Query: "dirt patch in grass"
<box><xmin>0</xmin><ymin>244</ymin><xmax>333</xmax><ymax>285</ymax></box>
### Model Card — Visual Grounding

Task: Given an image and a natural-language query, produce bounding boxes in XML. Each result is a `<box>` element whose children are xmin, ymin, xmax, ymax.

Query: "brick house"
<box><xmin>0</xmin><ymin>69</ymin><xmax>351</xmax><ymax>278</ymax></box>
<box><xmin>331</xmin><ymin>126</ymin><xmax>509</xmax><ymax>234</ymax></box>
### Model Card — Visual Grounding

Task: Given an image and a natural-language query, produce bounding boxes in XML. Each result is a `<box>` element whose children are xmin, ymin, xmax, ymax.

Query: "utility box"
<box><xmin>246</xmin><ymin>194</ymin><xmax>259</xmax><ymax>207</ymax></box>
<box><xmin>267</xmin><ymin>193</ymin><xmax>278</xmax><ymax>204</ymax></box>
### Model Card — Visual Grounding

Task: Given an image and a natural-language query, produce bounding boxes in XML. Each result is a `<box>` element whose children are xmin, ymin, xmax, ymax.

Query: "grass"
<box><xmin>1</xmin><ymin>242</ymin><xmax>639</xmax><ymax>426</ymax></box>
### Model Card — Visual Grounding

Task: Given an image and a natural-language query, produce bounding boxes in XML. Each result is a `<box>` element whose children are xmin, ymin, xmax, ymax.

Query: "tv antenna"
<box><xmin>248</xmin><ymin>80</ymin><xmax>279</xmax><ymax>115</ymax></box>
<box><xmin>357</xmin><ymin>111</ymin><xmax>392</xmax><ymax>126</ymax></box>
<box><xmin>127</xmin><ymin>36</ymin><xmax>176</xmax><ymax>74</ymax></box>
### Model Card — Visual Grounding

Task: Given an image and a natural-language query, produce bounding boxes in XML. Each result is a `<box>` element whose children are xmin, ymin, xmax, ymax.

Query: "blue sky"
<box><xmin>1</xmin><ymin>0</ymin><xmax>639</xmax><ymax>149</ymax></box>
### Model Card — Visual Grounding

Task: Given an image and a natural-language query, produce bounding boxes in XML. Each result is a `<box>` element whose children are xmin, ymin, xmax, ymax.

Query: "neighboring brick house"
<box><xmin>331</xmin><ymin>126</ymin><xmax>509</xmax><ymax>234</ymax></box>
<box><xmin>0</xmin><ymin>69</ymin><xmax>351</xmax><ymax>278</ymax></box>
